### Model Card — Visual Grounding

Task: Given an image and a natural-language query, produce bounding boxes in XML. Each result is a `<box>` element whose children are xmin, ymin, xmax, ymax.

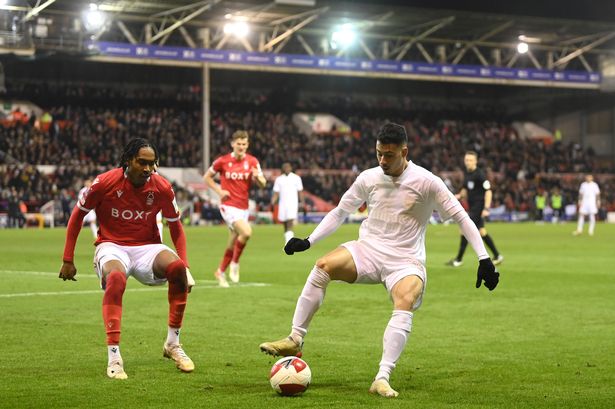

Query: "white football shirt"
<box><xmin>310</xmin><ymin>162</ymin><xmax>465</xmax><ymax>265</ymax></box>
<box><xmin>579</xmin><ymin>181</ymin><xmax>600</xmax><ymax>213</ymax></box>
<box><xmin>273</xmin><ymin>172</ymin><xmax>303</xmax><ymax>213</ymax></box>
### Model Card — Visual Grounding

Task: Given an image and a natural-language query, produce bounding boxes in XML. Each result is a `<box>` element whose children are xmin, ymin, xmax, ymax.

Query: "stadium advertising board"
<box><xmin>91</xmin><ymin>41</ymin><xmax>601</xmax><ymax>86</ymax></box>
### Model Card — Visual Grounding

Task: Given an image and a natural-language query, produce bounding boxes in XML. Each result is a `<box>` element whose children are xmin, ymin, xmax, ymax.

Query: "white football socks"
<box><xmin>166</xmin><ymin>326</ymin><xmax>180</xmax><ymax>346</ymax></box>
<box><xmin>588</xmin><ymin>214</ymin><xmax>596</xmax><ymax>235</ymax></box>
<box><xmin>290</xmin><ymin>266</ymin><xmax>330</xmax><ymax>342</ymax></box>
<box><xmin>577</xmin><ymin>215</ymin><xmax>585</xmax><ymax>233</ymax></box>
<box><xmin>284</xmin><ymin>230</ymin><xmax>294</xmax><ymax>244</ymax></box>
<box><xmin>375</xmin><ymin>310</ymin><xmax>413</xmax><ymax>382</ymax></box>
<box><xmin>107</xmin><ymin>345</ymin><xmax>122</xmax><ymax>365</ymax></box>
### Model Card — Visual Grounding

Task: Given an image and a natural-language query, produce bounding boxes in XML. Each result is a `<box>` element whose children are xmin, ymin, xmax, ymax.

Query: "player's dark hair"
<box><xmin>465</xmin><ymin>150</ymin><xmax>478</xmax><ymax>158</ymax></box>
<box><xmin>118</xmin><ymin>138</ymin><xmax>159</xmax><ymax>170</ymax></box>
<box><xmin>376</xmin><ymin>123</ymin><xmax>407</xmax><ymax>145</ymax></box>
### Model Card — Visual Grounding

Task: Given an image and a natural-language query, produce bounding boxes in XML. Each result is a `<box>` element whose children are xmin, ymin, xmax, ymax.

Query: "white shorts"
<box><xmin>83</xmin><ymin>210</ymin><xmax>97</xmax><ymax>224</ymax></box>
<box><xmin>579</xmin><ymin>204</ymin><xmax>597</xmax><ymax>215</ymax></box>
<box><xmin>220</xmin><ymin>204</ymin><xmax>249</xmax><ymax>230</ymax></box>
<box><xmin>278</xmin><ymin>204</ymin><xmax>298</xmax><ymax>222</ymax></box>
<box><xmin>93</xmin><ymin>242</ymin><xmax>176</xmax><ymax>287</ymax></box>
<box><xmin>341</xmin><ymin>239</ymin><xmax>427</xmax><ymax>310</ymax></box>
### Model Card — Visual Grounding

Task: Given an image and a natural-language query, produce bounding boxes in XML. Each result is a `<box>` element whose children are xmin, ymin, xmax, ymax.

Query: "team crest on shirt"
<box><xmin>243</xmin><ymin>161</ymin><xmax>249</xmax><ymax>170</ymax></box>
<box><xmin>146</xmin><ymin>191</ymin><xmax>154</xmax><ymax>206</ymax></box>
<box><xmin>468</xmin><ymin>181</ymin><xmax>475</xmax><ymax>190</ymax></box>
<box><xmin>116</xmin><ymin>190</ymin><xmax>123</xmax><ymax>197</ymax></box>
<box><xmin>228</xmin><ymin>162</ymin><xmax>233</xmax><ymax>168</ymax></box>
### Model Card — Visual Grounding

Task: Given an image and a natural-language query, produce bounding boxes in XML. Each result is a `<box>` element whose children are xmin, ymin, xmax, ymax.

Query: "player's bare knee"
<box><xmin>315</xmin><ymin>257</ymin><xmax>330</xmax><ymax>273</ymax></box>
<box><xmin>393</xmin><ymin>292</ymin><xmax>418</xmax><ymax>311</ymax></box>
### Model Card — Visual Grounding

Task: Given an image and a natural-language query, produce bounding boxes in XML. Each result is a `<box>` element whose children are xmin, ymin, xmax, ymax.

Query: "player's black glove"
<box><xmin>476</xmin><ymin>258</ymin><xmax>499</xmax><ymax>291</ymax></box>
<box><xmin>284</xmin><ymin>238</ymin><xmax>311</xmax><ymax>255</ymax></box>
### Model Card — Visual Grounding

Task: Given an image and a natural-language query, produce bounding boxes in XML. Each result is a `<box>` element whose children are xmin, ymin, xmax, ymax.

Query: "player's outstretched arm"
<box><xmin>59</xmin><ymin>205</ymin><xmax>87</xmax><ymax>281</ymax></box>
<box><xmin>284</xmin><ymin>238</ymin><xmax>311</xmax><ymax>255</ymax></box>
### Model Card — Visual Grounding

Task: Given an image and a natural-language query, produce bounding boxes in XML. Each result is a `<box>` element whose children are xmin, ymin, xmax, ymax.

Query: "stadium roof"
<box><xmin>3</xmin><ymin>0</ymin><xmax>615</xmax><ymax>73</ymax></box>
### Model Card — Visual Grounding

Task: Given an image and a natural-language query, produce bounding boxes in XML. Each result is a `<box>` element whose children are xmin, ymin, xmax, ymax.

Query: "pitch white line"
<box><xmin>0</xmin><ymin>270</ymin><xmax>270</xmax><ymax>298</ymax></box>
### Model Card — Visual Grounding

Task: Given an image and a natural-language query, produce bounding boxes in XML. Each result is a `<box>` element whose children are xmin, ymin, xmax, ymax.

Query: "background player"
<box><xmin>78</xmin><ymin>179</ymin><xmax>98</xmax><ymax>238</ymax></box>
<box><xmin>271</xmin><ymin>162</ymin><xmax>304</xmax><ymax>244</ymax></box>
<box><xmin>259</xmin><ymin>123</ymin><xmax>500</xmax><ymax>398</ymax></box>
<box><xmin>59</xmin><ymin>138</ymin><xmax>195</xmax><ymax>379</ymax></box>
<box><xmin>204</xmin><ymin>130</ymin><xmax>266</xmax><ymax>287</ymax></box>
<box><xmin>573</xmin><ymin>174</ymin><xmax>601</xmax><ymax>236</ymax></box>
<box><xmin>447</xmin><ymin>151</ymin><xmax>503</xmax><ymax>267</ymax></box>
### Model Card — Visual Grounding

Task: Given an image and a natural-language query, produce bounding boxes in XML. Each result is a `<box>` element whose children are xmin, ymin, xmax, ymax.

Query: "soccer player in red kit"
<box><xmin>59</xmin><ymin>138</ymin><xmax>195</xmax><ymax>379</ymax></box>
<box><xmin>204</xmin><ymin>130</ymin><xmax>267</xmax><ymax>287</ymax></box>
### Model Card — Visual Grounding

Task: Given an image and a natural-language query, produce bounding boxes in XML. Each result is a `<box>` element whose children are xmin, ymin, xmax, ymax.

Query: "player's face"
<box><xmin>282</xmin><ymin>163</ymin><xmax>292</xmax><ymax>175</ymax></box>
<box><xmin>376</xmin><ymin>142</ymin><xmax>408</xmax><ymax>176</ymax></box>
<box><xmin>464</xmin><ymin>154</ymin><xmax>478</xmax><ymax>172</ymax></box>
<box><xmin>127</xmin><ymin>147</ymin><xmax>157</xmax><ymax>187</ymax></box>
<box><xmin>232</xmin><ymin>137</ymin><xmax>249</xmax><ymax>158</ymax></box>
<box><xmin>586</xmin><ymin>175</ymin><xmax>593</xmax><ymax>182</ymax></box>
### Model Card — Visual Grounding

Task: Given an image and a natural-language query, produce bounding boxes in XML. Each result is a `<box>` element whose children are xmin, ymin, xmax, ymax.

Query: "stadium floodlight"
<box><xmin>517</xmin><ymin>41</ymin><xmax>529</xmax><ymax>54</ymax></box>
<box><xmin>330</xmin><ymin>23</ymin><xmax>356</xmax><ymax>50</ymax></box>
<box><xmin>84</xmin><ymin>3</ymin><xmax>106</xmax><ymax>32</ymax></box>
<box><xmin>223</xmin><ymin>21</ymin><xmax>250</xmax><ymax>38</ymax></box>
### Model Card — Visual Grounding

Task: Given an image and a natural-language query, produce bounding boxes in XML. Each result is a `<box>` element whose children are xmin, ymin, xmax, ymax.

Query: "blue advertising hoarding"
<box><xmin>90</xmin><ymin>41</ymin><xmax>601</xmax><ymax>86</ymax></box>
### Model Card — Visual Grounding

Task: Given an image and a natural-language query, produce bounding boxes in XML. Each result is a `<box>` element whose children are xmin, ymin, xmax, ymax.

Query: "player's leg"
<box><xmin>152</xmin><ymin>250</ymin><xmax>194</xmax><ymax>372</ymax></box>
<box><xmin>588</xmin><ymin>212</ymin><xmax>596</xmax><ymax>236</ymax></box>
<box><xmin>575</xmin><ymin>212</ymin><xmax>585</xmax><ymax>235</ymax></box>
<box><xmin>260</xmin><ymin>246</ymin><xmax>357</xmax><ymax>356</ymax></box>
<box><xmin>370</xmin><ymin>275</ymin><xmax>423</xmax><ymax>398</ymax></box>
<box><xmin>98</xmin><ymin>257</ymin><xmax>129</xmax><ymax>380</ymax></box>
<box><xmin>214</xmin><ymin>230</ymin><xmax>236</xmax><ymax>287</ymax></box>
<box><xmin>283</xmin><ymin>220</ymin><xmax>295</xmax><ymax>244</ymax></box>
<box><xmin>480</xmin><ymin>226</ymin><xmax>503</xmax><ymax>264</ymax></box>
<box><xmin>448</xmin><ymin>214</ymin><xmax>478</xmax><ymax>267</ymax></box>
<box><xmin>229</xmin><ymin>218</ymin><xmax>252</xmax><ymax>283</ymax></box>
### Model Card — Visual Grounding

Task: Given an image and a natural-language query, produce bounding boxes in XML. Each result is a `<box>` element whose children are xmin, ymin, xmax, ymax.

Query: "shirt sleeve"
<box><xmin>296</xmin><ymin>175</ymin><xmax>303</xmax><ymax>191</ymax></box>
<box><xmin>273</xmin><ymin>177</ymin><xmax>281</xmax><ymax>193</ymax></box>
<box><xmin>210</xmin><ymin>157</ymin><xmax>223</xmax><ymax>175</ymax></box>
<box><xmin>78</xmin><ymin>176</ymin><xmax>104</xmax><ymax>212</ymax></box>
<box><xmin>308</xmin><ymin>173</ymin><xmax>368</xmax><ymax>245</ymax></box>
<box><xmin>160</xmin><ymin>184</ymin><xmax>181</xmax><ymax>222</ymax></box>
<box><xmin>431</xmin><ymin>176</ymin><xmax>465</xmax><ymax>221</ymax></box>
<box><xmin>252</xmin><ymin>158</ymin><xmax>264</xmax><ymax>176</ymax></box>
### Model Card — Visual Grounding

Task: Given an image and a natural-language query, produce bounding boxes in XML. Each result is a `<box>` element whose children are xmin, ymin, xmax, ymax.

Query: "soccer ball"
<box><xmin>269</xmin><ymin>356</ymin><xmax>311</xmax><ymax>396</ymax></box>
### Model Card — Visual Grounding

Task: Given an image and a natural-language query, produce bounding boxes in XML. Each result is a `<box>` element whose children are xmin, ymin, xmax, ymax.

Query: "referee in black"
<box><xmin>447</xmin><ymin>151</ymin><xmax>503</xmax><ymax>267</ymax></box>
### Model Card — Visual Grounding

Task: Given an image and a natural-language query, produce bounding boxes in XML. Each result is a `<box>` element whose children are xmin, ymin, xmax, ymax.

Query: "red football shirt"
<box><xmin>78</xmin><ymin>168</ymin><xmax>180</xmax><ymax>246</ymax></box>
<box><xmin>210</xmin><ymin>153</ymin><xmax>261</xmax><ymax>210</ymax></box>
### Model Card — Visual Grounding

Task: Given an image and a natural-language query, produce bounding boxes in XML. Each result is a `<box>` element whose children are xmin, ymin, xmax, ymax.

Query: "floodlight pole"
<box><xmin>202</xmin><ymin>28</ymin><xmax>211</xmax><ymax>172</ymax></box>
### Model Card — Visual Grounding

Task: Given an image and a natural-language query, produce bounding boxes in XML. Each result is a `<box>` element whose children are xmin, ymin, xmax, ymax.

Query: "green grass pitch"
<box><xmin>0</xmin><ymin>223</ymin><xmax>614</xmax><ymax>408</ymax></box>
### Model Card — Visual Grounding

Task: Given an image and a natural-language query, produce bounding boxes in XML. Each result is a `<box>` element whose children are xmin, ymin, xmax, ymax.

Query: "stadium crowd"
<box><xmin>1</xmin><ymin>85</ymin><xmax>614</xmax><ymax>226</ymax></box>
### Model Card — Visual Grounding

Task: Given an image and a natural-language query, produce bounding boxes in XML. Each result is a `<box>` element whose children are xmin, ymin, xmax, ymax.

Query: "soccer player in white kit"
<box><xmin>271</xmin><ymin>162</ymin><xmax>304</xmax><ymax>244</ymax></box>
<box><xmin>259</xmin><ymin>123</ymin><xmax>500</xmax><ymax>398</ymax></box>
<box><xmin>573</xmin><ymin>174</ymin><xmax>601</xmax><ymax>236</ymax></box>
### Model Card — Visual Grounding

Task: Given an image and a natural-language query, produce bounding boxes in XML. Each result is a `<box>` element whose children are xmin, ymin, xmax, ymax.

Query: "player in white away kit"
<box><xmin>573</xmin><ymin>174</ymin><xmax>601</xmax><ymax>236</ymax></box>
<box><xmin>78</xmin><ymin>179</ymin><xmax>98</xmax><ymax>238</ymax></box>
<box><xmin>271</xmin><ymin>162</ymin><xmax>304</xmax><ymax>244</ymax></box>
<box><xmin>260</xmin><ymin>123</ymin><xmax>500</xmax><ymax>398</ymax></box>
<box><xmin>204</xmin><ymin>130</ymin><xmax>267</xmax><ymax>287</ymax></box>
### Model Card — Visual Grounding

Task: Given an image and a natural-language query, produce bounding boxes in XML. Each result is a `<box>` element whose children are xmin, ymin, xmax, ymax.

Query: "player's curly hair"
<box><xmin>118</xmin><ymin>138</ymin><xmax>159</xmax><ymax>170</ymax></box>
<box><xmin>376</xmin><ymin>122</ymin><xmax>407</xmax><ymax>145</ymax></box>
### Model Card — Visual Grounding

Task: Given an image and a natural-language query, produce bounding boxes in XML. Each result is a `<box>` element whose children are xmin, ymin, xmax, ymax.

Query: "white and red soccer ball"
<box><xmin>269</xmin><ymin>356</ymin><xmax>311</xmax><ymax>396</ymax></box>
